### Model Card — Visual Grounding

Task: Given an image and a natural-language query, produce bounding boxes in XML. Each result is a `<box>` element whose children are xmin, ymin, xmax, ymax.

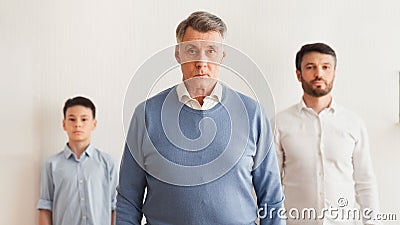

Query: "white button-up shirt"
<box><xmin>176</xmin><ymin>82</ymin><xmax>222</xmax><ymax>110</ymax></box>
<box><xmin>272</xmin><ymin>99</ymin><xmax>380</xmax><ymax>225</ymax></box>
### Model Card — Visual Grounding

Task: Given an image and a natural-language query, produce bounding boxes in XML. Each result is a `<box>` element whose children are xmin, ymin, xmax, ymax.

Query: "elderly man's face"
<box><xmin>176</xmin><ymin>26</ymin><xmax>225</xmax><ymax>89</ymax></box>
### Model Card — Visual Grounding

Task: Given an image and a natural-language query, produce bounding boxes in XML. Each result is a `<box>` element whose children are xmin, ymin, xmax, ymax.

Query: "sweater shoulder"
<box><xmin>134</xmin><ymin>86</ymin><xmax>175</xmax><ymax>113</ymax></box>
<box><xmin>141</xmin><ymin>86</ymin><xmax>174</xmax><ymax>106</ymax></box>
<box><xmin>224</xmin><ymin>86</ymin><xmax>260</xmax><ymax>111</ymax></box>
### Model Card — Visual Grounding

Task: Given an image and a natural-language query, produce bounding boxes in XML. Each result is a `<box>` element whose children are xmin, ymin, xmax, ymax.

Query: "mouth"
<box><xmin>193</xmin><ymin>74</ymin><xmax>210</xmax><ymax>78</ymax></box>
<box><xmin>73</xmin><ymin>131</ymin><xmax>83</xmax><ymax>134</ymax></box>
<box><xmin>312</xmin><ymin>80</ymin><xmax>325</xmax><ymax>86</ymax></box>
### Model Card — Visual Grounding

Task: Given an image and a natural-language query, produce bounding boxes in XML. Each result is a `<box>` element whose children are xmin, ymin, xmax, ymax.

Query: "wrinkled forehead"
<box><xmin>178</xmin><ymin>40</ymin><xmax>223</xmax><ymax>49</ymax></box>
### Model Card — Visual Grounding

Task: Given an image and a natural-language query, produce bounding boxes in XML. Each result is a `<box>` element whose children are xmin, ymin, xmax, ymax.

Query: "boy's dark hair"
<box><xmin>295</xmin><ymin>43</ymin><xmax>337</xmax><ymax>71</ymax></box>
<box><xmin>63</xmin><ymin>96</ymin><xmax>96</xmax><ymax>118</ymax></box>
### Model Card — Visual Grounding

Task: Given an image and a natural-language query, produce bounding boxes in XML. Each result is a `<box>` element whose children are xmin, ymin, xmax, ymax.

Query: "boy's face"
<box><xmin>63</xmin><ymin>105</ymin><xmax>96</xmax><ymax>144</ymax></box>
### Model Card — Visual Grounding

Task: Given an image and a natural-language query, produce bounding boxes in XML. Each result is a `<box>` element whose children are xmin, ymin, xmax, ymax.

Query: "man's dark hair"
<box><xmin>176</xmin><ymin>11</ymin><xmax>227</xmax><ymax>42</ymax></box>
<box><xmin>63</xmin><ymin>96</ymin><xmax>96</xmax><ymax>118</ymax></box>
<box><xmin>295</xmin><ymin>43</ymin><xmax>337</xmax><ymax>71</ymax></box>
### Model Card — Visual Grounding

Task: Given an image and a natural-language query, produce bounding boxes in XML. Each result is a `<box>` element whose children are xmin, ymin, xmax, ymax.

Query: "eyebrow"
<box><xmin>304</xmin><ymin>62</ymin><xmax>332</xmax><ymax>66</ymax></box>
<box><xmin>183</xmin><ymin>43</ymin><xmax>198</xmax><ymax>48</ymax></box>
<box><xmin>184</xmin><ymin>43</ymin><xmax>220</xmax><ymax>48</ymax></box>
<box><xmin>206</xmin><ymin>45</ymin><xmax>219</xmax><ymax>49</ymax></box>
<box><xmin>303</xmin><ymin>63</ymin><xmax>315</xmax><ymax>66</ymax></box>
<box><xmin>67</xmin><ymin>114</ymin><xmax>90</xmax><ymax>117</ymax></box>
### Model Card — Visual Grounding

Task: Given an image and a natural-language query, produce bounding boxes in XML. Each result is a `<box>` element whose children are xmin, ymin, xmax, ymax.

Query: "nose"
<box><xmin>315</xmin><ymin>67</ymin><xmax>323</xmax><ymax>78</ymax></box>
<box><xmin>195</xmin><ymin>60</ymin><xmax>208</xmax><ymax>69</ymax></box>
<box><xmin>74</xmin><ymin>120</ymin><xmax>82</xmax><ymax>128</ymax></box>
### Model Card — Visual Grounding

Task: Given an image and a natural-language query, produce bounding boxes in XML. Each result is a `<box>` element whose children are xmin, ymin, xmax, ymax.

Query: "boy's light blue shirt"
<box><xmin>37</xmin><ymin>144</ymin><xmax>117</xmax><ymax>225</ymax></box>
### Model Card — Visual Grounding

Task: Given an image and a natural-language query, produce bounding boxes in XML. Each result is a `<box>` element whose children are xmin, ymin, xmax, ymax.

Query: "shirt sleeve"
<box><xmin>109</xmin><ymin>156</ymin><xmax>118</xmax><ymax>211</ymax></box>
<box><xmin>352</xmin><ymin>120</ymin><xmax>380</xmax><ymax>224</ymax></box>
<box><xmin>271</xmin><ymin>116</ymin><xmax>285</xmax><ymax>179</ymax></box>
<box><xmin>37</xmin><ymin>160</ymin><xmax>54</xmax><ymax>211</ymax></box>
<box><xmin>252</xmin><ymin>107</ymin><xmax>286</xmax><ymax>225</ymax></box>
<box><xmin>116</xmin><ymin>105</ymin><xmax>147</xmax><ymax>225</ymax></box>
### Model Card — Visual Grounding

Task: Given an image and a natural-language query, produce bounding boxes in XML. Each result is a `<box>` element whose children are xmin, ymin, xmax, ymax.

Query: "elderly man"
<box><xmin>116</xmin><ymin>11</ymin><xmax>285</xmax><ymax>225</ymax></box>
<box><xmin>273</xmin><ymin>43</ymin><xmax>380</xmax><ymax>225</ymax></box>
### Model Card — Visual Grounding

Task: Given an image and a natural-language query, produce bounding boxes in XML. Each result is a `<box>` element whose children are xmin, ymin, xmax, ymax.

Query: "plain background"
<box><xmin>1</xmin><ymin>0</ymin><xmax>399</xmax><ymax>224</ymax></box>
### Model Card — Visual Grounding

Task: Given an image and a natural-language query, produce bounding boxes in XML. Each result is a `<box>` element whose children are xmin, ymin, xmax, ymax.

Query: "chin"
<box><xmin>185</xmin><ymin>77</ymin><xmax>216</xmax><ymax>88</ymax></box>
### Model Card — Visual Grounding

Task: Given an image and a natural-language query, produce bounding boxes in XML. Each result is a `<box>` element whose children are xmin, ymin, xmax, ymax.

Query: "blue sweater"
<box><xmin>117</xmin><ymin>85</ymin><xmax>285</xmax><ymax>225</ymax></box>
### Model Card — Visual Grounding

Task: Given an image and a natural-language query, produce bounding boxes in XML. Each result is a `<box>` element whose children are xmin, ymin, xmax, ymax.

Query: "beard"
<box><xmin>301</xmin><ymin>76</ymin><xmax>334</xmax><ymax>97</ymax></box>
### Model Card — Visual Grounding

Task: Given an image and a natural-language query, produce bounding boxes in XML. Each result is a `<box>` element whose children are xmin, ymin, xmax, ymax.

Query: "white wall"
<box><xmin>1</xmin><ymin>0</ymin><xmax>399</xmax><ymax>224</ymax></box>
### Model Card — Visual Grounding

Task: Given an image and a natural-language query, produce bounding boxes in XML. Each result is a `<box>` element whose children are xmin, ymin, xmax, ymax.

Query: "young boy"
<box><xmin>37</xmin><ymin>96</ymin><xmax>117</xmax><ymax>225</ymax></box>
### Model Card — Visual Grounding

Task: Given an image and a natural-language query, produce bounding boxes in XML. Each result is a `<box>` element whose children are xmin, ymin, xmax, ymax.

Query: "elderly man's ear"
<box><xmin>175</xmin><ymin>46</ymin><xmax>181</xmax><ymax>64</ymax></box>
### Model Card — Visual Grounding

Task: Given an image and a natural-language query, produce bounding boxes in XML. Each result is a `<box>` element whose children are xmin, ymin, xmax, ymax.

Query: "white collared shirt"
<box><xmin>176</xmin><ymin>82</ymin><xmax>223</xmax><ymax>110</ymax></box>
<box><xmin>272</xmin><ymin>99</ymin><xmax>380</xmax><ymax>225</ymax></box>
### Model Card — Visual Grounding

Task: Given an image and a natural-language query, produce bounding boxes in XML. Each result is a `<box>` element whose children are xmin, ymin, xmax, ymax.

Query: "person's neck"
<box><xmin>185</xmin><ymin>83</ymin><xmax>216</xmax><ymax>106</ymax></box>
<box><xmin>302</xmin><ymin>93</ymin><xmax>332</xmax><ymax>114</ymax></box>
<box><xmin>68</xmin><ymin>140</ymin><xmax>90</xmax><ymax>159</ymax></box>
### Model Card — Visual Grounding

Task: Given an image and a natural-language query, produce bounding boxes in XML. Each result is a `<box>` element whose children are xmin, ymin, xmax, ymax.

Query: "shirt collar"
<box><xmin>176</xmin><ymin>81</ymin><xmax>223</xmax><ymax>103</ymax></box>
<box><xmin>63</xmin><ymin>143</ymin><xmax>94</xmax><ymax>159</ymax></box>
<box><xmin>297</xmin><ymin>97</ymin><xmax>336</xmax><ymax>114</ymax></box>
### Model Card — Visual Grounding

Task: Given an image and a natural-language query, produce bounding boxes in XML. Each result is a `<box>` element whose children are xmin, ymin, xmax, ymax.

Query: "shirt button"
<box><xmin>81</xmin><ymin>198</ymin><xmax>85</xmax><ymax>201</ymax></box>
<box><xmin>82</xmin><ymin>216</ymin><xmax>86</xmax><ymax>220</ymax></box>
<box><xmin>79</xmin><ymin>179</ymin><xmax>83</xmax><ymax>183</ymax></box>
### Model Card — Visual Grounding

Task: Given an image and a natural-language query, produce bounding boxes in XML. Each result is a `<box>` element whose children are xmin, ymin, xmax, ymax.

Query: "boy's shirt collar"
<box><xmin>63</xmin><ymin>143</ymin><xmax>94</xmax><ymax>159</ymax></box>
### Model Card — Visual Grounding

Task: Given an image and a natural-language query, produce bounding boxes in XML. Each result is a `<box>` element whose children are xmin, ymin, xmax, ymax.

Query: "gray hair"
<box><xmin>176</xmin><ymin>11</ymin><xmax>227</xmax><ymax>42</ymax></box>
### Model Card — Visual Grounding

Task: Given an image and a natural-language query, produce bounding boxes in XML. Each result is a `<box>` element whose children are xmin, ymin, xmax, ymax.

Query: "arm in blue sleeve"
<box><xmin>116</xmin><ymin>144</ymin><xmax>147</xmax><ymax>225</ymax></box>
<box><xmin>109</xmin><ymin>156</ymin><xmax>118</xmax><ymax>211</ymax></box>
<box><xmin>252</xmin><ymin>107</ymin><xmax>285</xmax><ymax>225</ymax></box>
<box><xmin>116</xmin><ymin>104</ymin><xmax>148</xmax><ymax>225</ymax></box>
<box><xmin>37</xmin><ymin>160</ymin><xmax>54</xmax><ymax>211</ymax></box>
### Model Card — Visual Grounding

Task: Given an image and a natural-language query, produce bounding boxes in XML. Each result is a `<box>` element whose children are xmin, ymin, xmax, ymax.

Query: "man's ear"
<box><xmin>92</xmin><ymin>119</ymin><xmax>97</xmax><ymax>130</ymax></box>
<box><xmin>175</xmin><ymin>45</ymin><xmax>181</xmax><ymax>64</ymax></box>
<box><xmin>221</xmin><ymin>51</ymin><xmax>226</xmax><ymax>62</ymax></box>
<box><xmin>296</xmin><ymin>70</ymin><xmax>302</xmax><ymax>82</ymax></box>
<box><xmin>62</xmin><ymin>119</ymin><xmax>66</xmax><ymax>131</ymax></box>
